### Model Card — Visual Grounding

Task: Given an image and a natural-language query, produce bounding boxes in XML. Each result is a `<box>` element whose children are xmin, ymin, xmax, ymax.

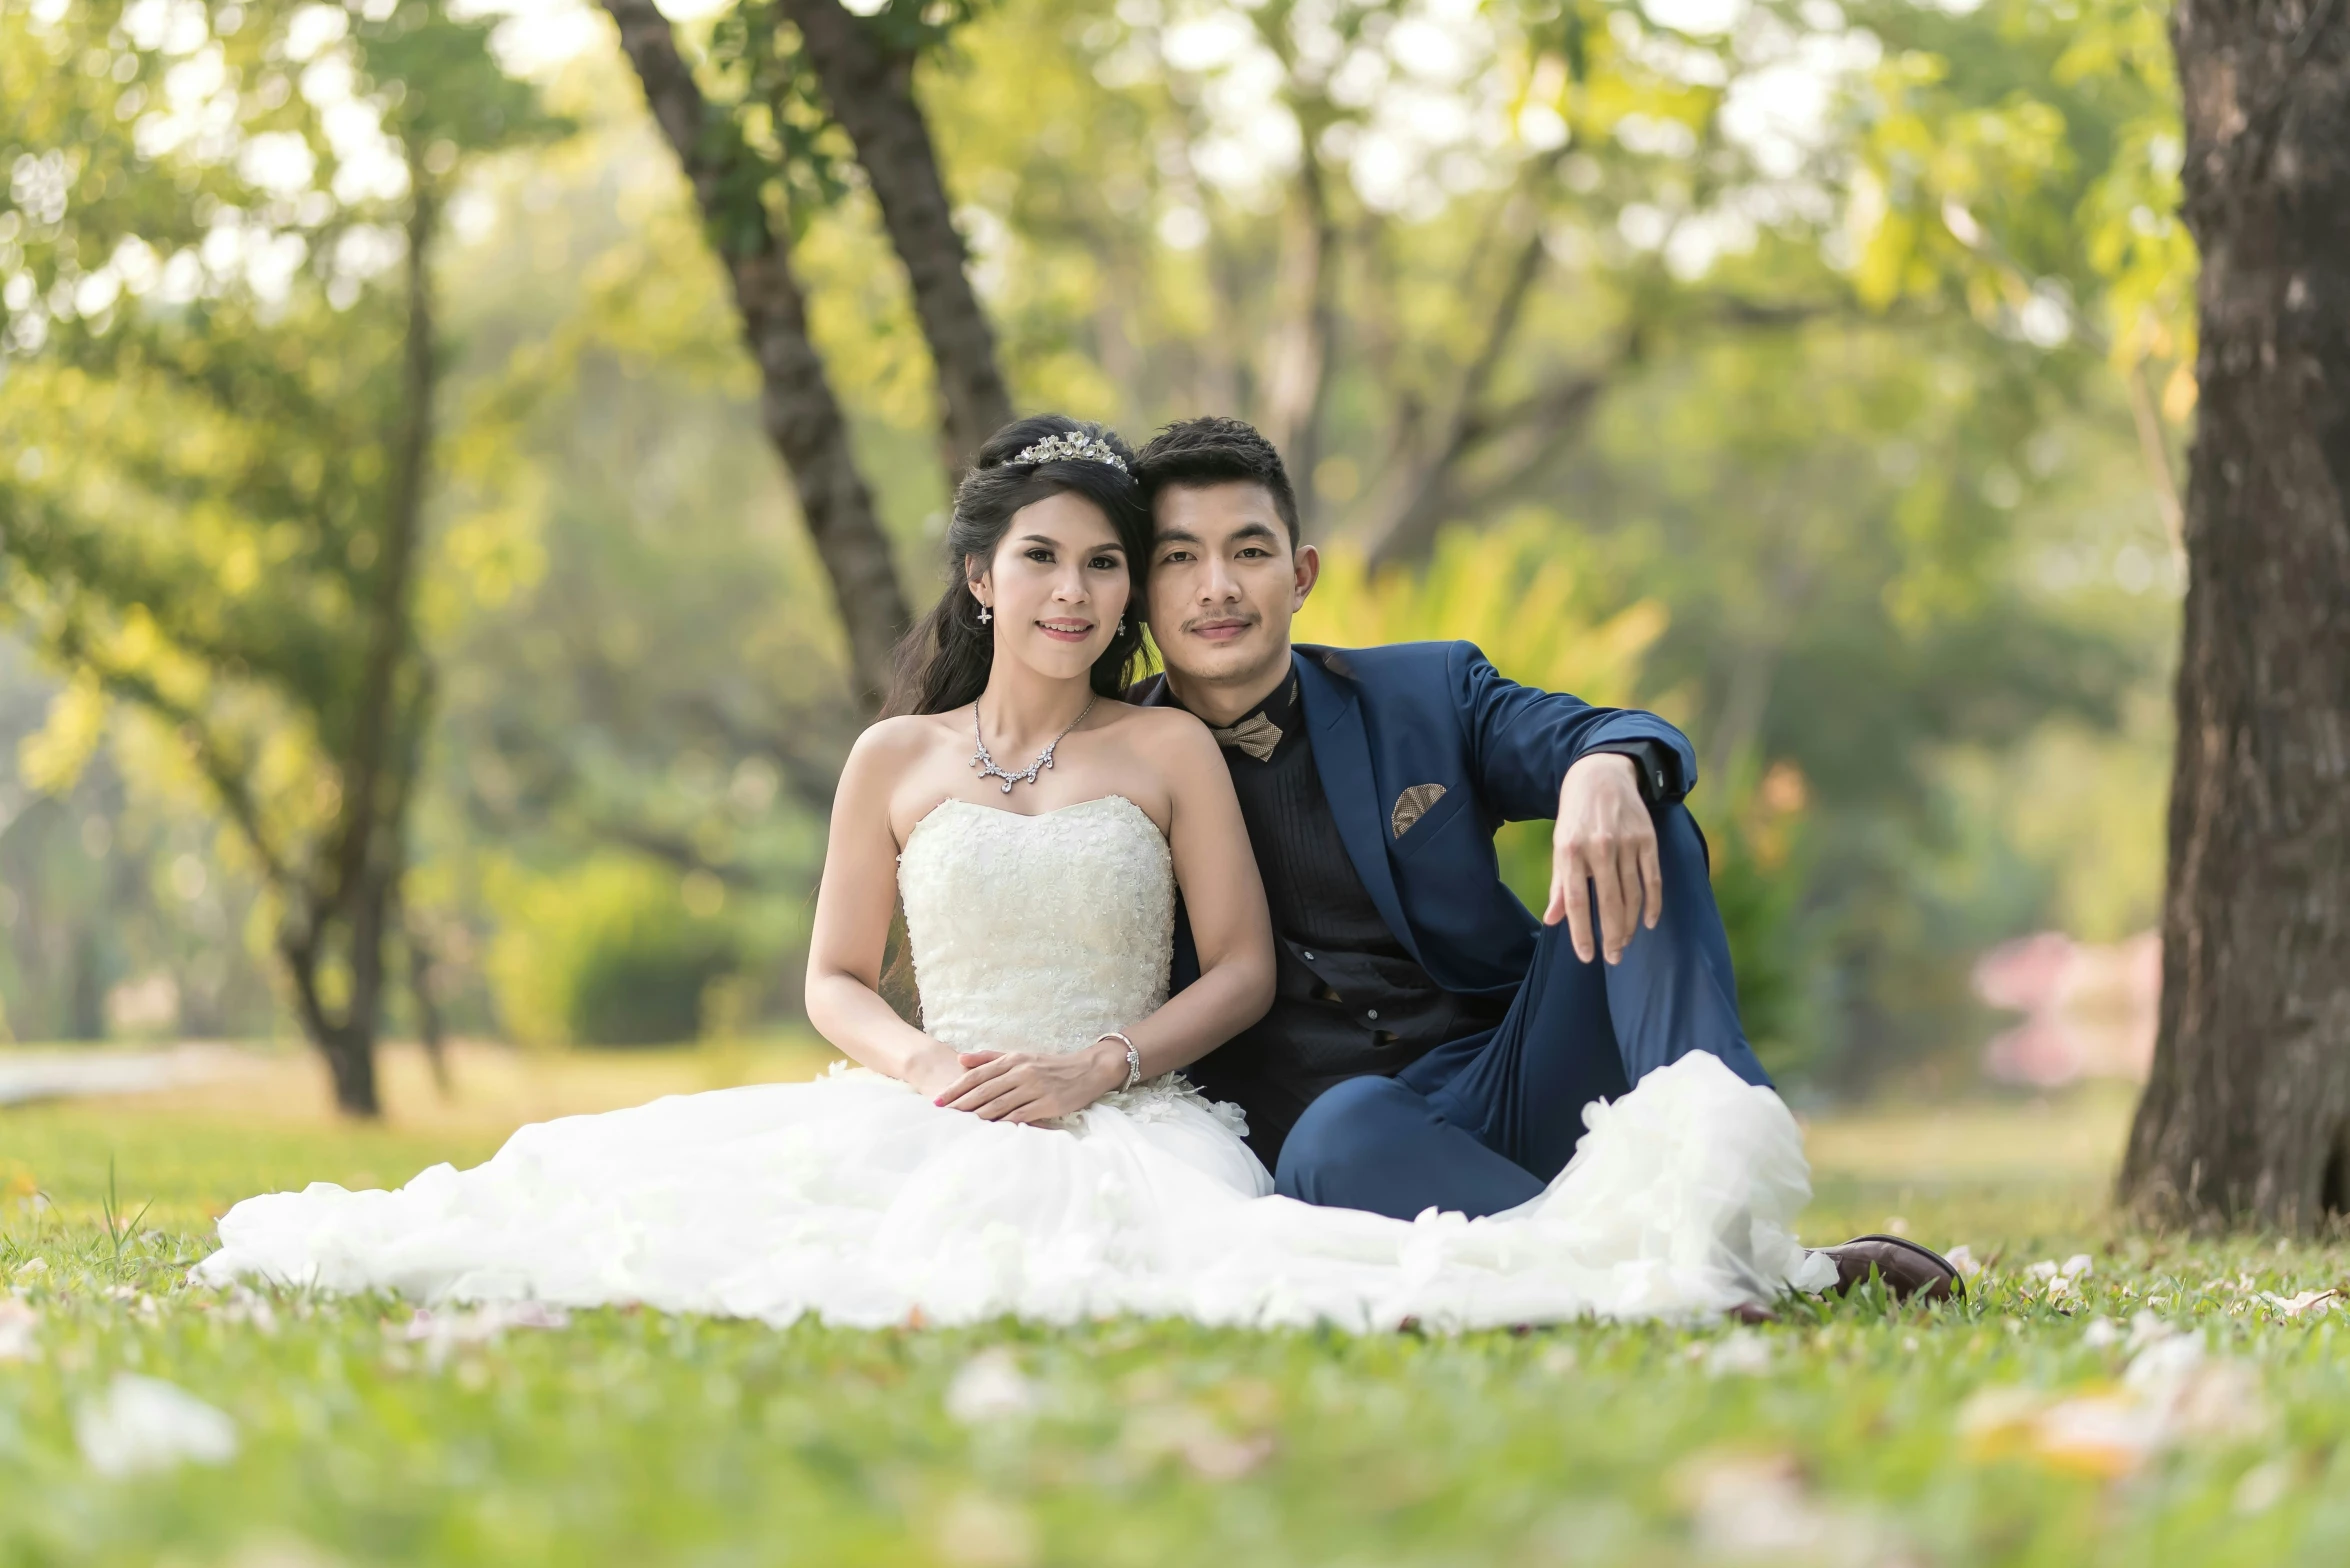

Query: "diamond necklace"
<box><xmin>971</xmin><ymin>693</ymin><xmax>1097</xmax><ymax>794</ymax></box>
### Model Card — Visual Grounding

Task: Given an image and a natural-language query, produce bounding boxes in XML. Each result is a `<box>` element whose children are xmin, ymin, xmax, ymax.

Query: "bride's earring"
<box><xmin>1117</xmin><ymin>617</ymin><xmax>1126</xmax><ymax>637</ymax></box>
<box><xmin>977</xmin><ymin>602</ymin><xmax>992</xmax><ymax>625</ymax></box>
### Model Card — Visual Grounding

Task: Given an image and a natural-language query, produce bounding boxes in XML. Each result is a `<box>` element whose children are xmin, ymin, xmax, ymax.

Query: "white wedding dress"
<box><xmin>197</xmin><ymin>795</ymin><xmax>1835</xmax><ymax>1329</ymax></box>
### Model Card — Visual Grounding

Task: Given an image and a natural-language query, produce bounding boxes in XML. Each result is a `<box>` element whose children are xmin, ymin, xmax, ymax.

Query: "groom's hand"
<box><xmin>1546</xmin><ymin>753</ymin><xmax>1663</xmax><ymax>965</ymax></box>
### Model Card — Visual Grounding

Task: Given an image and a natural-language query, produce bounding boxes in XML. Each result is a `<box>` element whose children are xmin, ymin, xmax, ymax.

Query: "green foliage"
<box><xmin>1697</xmin><ymin>755</ymin><xmax>1818</xmax><ymax>1077</ymax></box>
<box><xmin>0</xmin><ymin>0</ymin><xmax>562</xmax><ymax>784</ymax></box>
<box><xmin>1845</xmin><ymin>0</ymin><xmax>2193</xmax><ymax>381</ymax></box>
<box><xmin>1295</xmin><ymin>513</ymin><xmax>1669</xmax><ymax>702</ymax></box>
<box><xmin>485</xmin><ymin>855</ymin><xmax>741</xmax><ymax>1048</ymax></box>
<box><xmin>697</xmin><ymin>0</ymin><xmax>989</xmax><ymax>242</ymax></box>
<box><xmin>700</xmin><ymin>3</ymin><xmax>858</xmax><ymax>242</ymax></box>
<box><xmin>1565</xmin><ymin>306</ymin><xmax>2167</xmax><ymax>1084</ymax></box>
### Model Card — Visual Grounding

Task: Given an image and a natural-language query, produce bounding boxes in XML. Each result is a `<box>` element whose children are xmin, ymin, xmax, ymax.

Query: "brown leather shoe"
<box><xmin>1816</xmin><ymin>1235</ymin><xmax>1964</xmax><ymax>1303</ymax></box>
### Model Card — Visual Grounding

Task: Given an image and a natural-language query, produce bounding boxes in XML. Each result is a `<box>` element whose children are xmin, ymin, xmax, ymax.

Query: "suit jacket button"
<box><xmin>1301</xmin><ymin>951</ymin><xmax>1315</xmax><ymax>962</ymax></box>
<box><xmin>1366</xmin><ymin>1009</ymin><xmax>1380</xmax><ymax>1021</ymax></box>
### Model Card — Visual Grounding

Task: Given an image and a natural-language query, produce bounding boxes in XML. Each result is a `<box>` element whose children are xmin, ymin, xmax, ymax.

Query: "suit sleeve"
<box><xmin>1451</xmin><ymin>642</ymin><xmax>1699</xmax><ymax>822</ymax></box>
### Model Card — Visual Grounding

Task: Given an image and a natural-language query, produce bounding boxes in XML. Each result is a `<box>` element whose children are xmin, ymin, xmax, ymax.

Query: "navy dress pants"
<box><xmin>1273</xmin><ymin>804</ymin><xmax>1771</xmax><ymax>1220</ymax></box>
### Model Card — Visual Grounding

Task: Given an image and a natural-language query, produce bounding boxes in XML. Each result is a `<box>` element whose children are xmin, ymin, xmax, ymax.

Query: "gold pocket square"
<box><xmin>1391</xmin><ymin>783</ymin><xmax>1448</xmax><ymax>839</ymax></box>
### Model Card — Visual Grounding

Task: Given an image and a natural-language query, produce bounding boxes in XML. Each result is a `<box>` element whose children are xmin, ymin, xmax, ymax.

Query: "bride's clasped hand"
<box><xmin>196</xmin><ymin>411</ymin><xmax>1963</xmax><ymax>1327</ymax></box>
<box><xmin>930</xmin><ymin>1045</ymin><xmax>1133</xmax><ymax>1122</ymax></box>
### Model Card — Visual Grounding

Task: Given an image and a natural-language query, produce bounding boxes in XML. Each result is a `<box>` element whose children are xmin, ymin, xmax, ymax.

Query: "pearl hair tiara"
<box><xmin>1010</xmin><ymin>431</ymin><xmax>1129</xmax><ymax>472</ymax></box>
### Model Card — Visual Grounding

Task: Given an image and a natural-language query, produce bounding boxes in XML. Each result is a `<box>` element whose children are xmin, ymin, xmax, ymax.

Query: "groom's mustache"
<box><xmin>1180</xmin><ymin>612</ymin><xmax>1259</xmax><ymax>638</ymax></box>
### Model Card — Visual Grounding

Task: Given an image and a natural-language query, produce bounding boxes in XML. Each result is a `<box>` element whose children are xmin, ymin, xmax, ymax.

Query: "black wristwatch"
<box><xmin>1584</xmin><ymin>740</ymin><xmax>1682</xmax><ymax>805</ymax></box>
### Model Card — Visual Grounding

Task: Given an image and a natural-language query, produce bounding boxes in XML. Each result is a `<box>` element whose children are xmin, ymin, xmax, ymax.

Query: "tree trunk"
<box><xmin>2118</xmin><ymin>0</ymin><xmax>2350</xmax><ymax>1232</ymax></box>
<box><xmin>602</xmin><ymin>0</ymin><xmax>911</xmax><ymax>710</ymax></box>
<box><xmin>778</xmin><ymin>0</ymin><xmax>1015</xmax><ymax>476</ymax></box>
<box><xmin>271</xmin><ymin>147</ymin><xmax>443</xmax><ymax>1119</ymax></box>
<box><xmin>402</xmin><ymin>892</ymin><xmax>453</xmax><ymax>1097</ymax></box>
<box><xmin>334</xmin><ymin>148</ymin><xmax>436</xmax><ymax>914</ymax></box>
<box><xmin>282</xmin><ymin>931</ymin><xmax>382</xmax><ymax>1118</ymax></box>
<box><xmin>319</xmin><ymin>1024</ymin><xmax>380</xmax><ymax>1118</ymax></box>
<box><xmin>1259</xmin><ymin>152</ymin><xmax>1339</xmax><ymax>535</ymax></box>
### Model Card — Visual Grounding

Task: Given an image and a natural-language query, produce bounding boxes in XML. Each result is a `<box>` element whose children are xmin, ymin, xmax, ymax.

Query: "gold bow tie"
<box><xmin>1209</xmin><ymin>710</ymin><xmax>1283</xmax><ymax>762</ymax></box>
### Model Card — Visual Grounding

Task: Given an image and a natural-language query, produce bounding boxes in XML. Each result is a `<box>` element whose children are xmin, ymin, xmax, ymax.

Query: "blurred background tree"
<box><xmin>0</xmin><ymin>0</ymin><xmax>2197</xmax><ymax>1108</ymax></box>
<box><xmin>0</xmin><ymin>0</ymin><xmax>562</xmax><ymax>1110</ymax></box>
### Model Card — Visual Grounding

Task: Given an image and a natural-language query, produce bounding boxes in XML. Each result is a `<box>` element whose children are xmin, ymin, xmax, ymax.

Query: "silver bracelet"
<box><xmin>1098</xmin><ymin>1031</ymin><xmax>1142</xmax><ymax>1092</ymax></box>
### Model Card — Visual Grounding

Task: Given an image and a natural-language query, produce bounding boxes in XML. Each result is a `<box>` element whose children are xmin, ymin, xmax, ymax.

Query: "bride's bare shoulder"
<box><xmin>843</xmin><ymin>710</ymin><xmax>964</xmax><ymax>776</ymax></box>
<box><xmin>1101</xmin><ymin>702</ymin><xmax>1221</xmax><ymax>768</ymax></box>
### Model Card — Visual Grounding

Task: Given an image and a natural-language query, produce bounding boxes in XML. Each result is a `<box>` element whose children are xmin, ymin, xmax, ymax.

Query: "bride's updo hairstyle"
<box><xmin>885</xmin><ymin>414</ymin><xmax>1151</xmax><ymax>717</ymax></box>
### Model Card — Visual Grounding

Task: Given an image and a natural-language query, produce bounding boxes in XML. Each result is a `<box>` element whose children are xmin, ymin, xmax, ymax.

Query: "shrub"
<box><xmin>486</xmin><ymin>856</ymin><xmax>739</xmax><ymax>1048</ymax></box>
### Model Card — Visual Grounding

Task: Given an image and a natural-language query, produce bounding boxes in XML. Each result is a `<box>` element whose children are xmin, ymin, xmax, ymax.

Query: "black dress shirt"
<box><xmin>1174</xmin><ymin>677</ymin><xmax>1485</xmax><ymax>1165</ymax></box>
<box><xmin>1176</xmin><ymin>674</ymin><xmax>1685</xmax><ymax>1169</ymax></box>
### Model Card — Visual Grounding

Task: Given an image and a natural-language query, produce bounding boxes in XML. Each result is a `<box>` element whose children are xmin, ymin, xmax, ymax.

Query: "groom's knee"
<box><xmin>1652</xmin><ymin>801</ymin><xmax>1714</xmax><ymax>894</ymax></box>
<box><xmin>1617</xmin><ymin>802</ymin><xmax>1774</xmax><ymax>1091</ymax></box>
<box><xmin>1275</xmin><ymin>1075</ymin><xmax>1427</xmax><ymax>1207</ymax></box>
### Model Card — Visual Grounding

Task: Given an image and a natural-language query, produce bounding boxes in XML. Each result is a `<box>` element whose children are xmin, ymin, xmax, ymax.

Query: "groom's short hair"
<box><xmin>1133</xmin><ymin>417</ymin><xmax>1300</xmax><ymax>549</ymax></box>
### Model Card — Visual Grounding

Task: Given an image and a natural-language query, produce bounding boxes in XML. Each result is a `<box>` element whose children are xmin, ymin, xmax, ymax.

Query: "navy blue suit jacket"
<box><xmin>1138</xmin><ymin>641</ymin><xmax>1697</xmax><ymax>1001</ymax></box>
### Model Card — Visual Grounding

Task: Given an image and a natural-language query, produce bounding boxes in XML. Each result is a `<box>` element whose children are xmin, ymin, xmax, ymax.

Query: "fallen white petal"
<box><xmin>74</xmin><ymin>1374</ymin><xmax>239</xmax><ymax>1476</ymax></box>
<box><xmin>2031</xmin><ymin>1392</ymin><xmax>2166</xmax><ymax>1473</ymax></box>
<box><xmin>1705</xmin><ymin>1330</ymin><xmax>1773</xmax><ymax>1378</ymax></box>
<box><xmin>2124</xmin><ymin>1333</ymin><xmax>2208</xmax><ymax>1395</ymax></box>
<box><xmin>1676</xmin><ymin>1452</ymin><xmax>1900</xmax><ymax>1566</ymax></box>
<box><xmin>399</xmin><ymin>1300</ymin><xmax>569</xmax><ymax>1346</ymax></box>
<box><xmin>2234</xmin><ymin>1457</ymin><xmax>2294</xmax><ymax>1515</ymax></box>
<box><xmin>2125</xmin><ymin>1310</ymin><xmax>2176</xmax><ymax>1352</ymax></box>
<box><xmin>0</xmin><ymin>1297</ymin><xmax>37</xmax><ymax>1362</ymax></box>
<box><xmin>945</xmin><ymin>1350</ymin><xmax>1037</xmax><ymax>1425</ymax></box>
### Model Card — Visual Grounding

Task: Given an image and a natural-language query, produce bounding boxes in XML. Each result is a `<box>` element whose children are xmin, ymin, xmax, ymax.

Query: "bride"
<box><xmin>197</xmin><ymin>415</ymin><xmax>1837</xmax><ymax>1330</ymax></box>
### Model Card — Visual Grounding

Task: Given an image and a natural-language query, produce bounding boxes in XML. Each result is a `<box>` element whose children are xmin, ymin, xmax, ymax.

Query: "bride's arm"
<box><xmin>937</xmin><ymin>714</ymin><xmax>1275</xmax><ymax>1122</ymax></box>
<box><xmin>804</xmin><ymin>721</ymin><xmax>966</xmax><ymax>1098</ymax></box>
<box><xmin>1138</xmin><ymin>715</ymin><xmax>1280</xmax><ymax>1069</ymax></box>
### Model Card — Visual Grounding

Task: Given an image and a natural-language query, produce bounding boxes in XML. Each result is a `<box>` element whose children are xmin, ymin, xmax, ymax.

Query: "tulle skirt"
<box><xmin>195</xmin><ymin>1052</ymin><xmax>1834</xmax><ymax>1331</ymax></box>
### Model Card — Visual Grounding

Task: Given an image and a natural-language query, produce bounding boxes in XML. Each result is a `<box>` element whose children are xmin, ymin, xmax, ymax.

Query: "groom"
<box><xmin>1128</xmin><ymin>417</ymin><xmax>1959</xmax><ymax>1301</ymax></box>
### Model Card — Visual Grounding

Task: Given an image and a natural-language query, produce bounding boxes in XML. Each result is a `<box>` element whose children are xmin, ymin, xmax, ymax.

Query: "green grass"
<box><xmin>5</xmin><ymin>1058</ymin><xmax>2350</xmax><ymax>1566</ymax></box>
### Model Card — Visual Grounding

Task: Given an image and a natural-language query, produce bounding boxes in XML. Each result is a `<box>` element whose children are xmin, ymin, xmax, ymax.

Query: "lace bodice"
<box><xmin>898</xmin><ymin>795</ymin><xmax>1174</xmax><ymax>1057</ymax></box>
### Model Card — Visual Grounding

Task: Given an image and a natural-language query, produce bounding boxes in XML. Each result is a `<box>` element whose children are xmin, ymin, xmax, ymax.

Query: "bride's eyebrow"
<box><xmin>1022</xmin><ymin>533</ymin><xmax>1123</xmax><ymax>553</ymax></box>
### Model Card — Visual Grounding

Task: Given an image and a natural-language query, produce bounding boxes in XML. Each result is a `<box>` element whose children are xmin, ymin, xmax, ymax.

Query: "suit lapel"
<box><xmin>1293</xmin><ymin>650</ymin><xmax>1423</xmax><ymax>964</ymax></box>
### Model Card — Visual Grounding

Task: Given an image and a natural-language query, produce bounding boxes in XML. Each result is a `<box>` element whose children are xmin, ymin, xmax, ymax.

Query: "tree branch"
<box><xmin>1359</xmin><ymin>273</ymin><xmax>1847</xmax><ymax>569</ymax></box>
<box><xmin>1360</xmin><ymin>178</ymin><xmax>1561</xmax><ymax>570</ymax></box>
<box><xmin>2125</xmin><ymin>356</ymin><xmax>2187</xmax><ymax>564</ymax></box>
<box><xmin>672</xmin><ymin>690</ymin><xmax>854</xmax><ymax>812</ymax></box>
<box><xmin>777</xmin><ymin>0</ymin><xmax>1014</xmax><ymax>475</ymax></box>
<box><xmin>38</xmin><ymin>612</ymin><xmax>296</xmax><ymax>893</ymax></box>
